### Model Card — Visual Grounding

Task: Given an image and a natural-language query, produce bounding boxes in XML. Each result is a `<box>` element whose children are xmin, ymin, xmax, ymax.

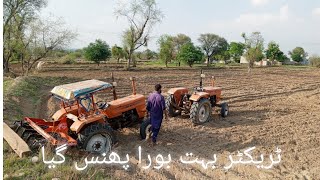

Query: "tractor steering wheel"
<box><xmin>96</xmin><ymin>101</ymin><xmax>108</xmax><ymax>109</ymax></box>
<box><xmin>194</xmin><ymin>86</ymin><xmax>203</xmax><ymax>92</ymax></box>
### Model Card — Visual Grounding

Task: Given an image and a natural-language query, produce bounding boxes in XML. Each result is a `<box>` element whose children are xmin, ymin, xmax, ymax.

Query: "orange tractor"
<box><xmin>165</xmin><ymin>70</ymin><xmax>229</xmax><ymax>125</ymax></box>
<box><xmin>9</xmin><ymin>76</ymin><xmax>146</xmax><ymax>154</ymax></box>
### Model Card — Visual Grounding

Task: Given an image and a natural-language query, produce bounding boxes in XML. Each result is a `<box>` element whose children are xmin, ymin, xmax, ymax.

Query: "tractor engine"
<box><xmin>182</xmin><ymin>94</ymin><xmax>191</xmax><ymax>114</ymax></box>
<box><xmin>108</xmin><ymin>110</ymin><xmax>139</xmax><ymax>129</ymax></box>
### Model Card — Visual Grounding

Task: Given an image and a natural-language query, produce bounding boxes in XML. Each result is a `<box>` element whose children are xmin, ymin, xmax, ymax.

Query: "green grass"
<box><xmin>3</xmin><ymin>78</ymin><xmax>15</xmax><ymax>94</ymax></box>
<box><xmin>282</xmin><ymin>65</ymin><xmax>311</xmax><ymax>69</ymax></box>
<box><xmin>143</xmin><ymin>59</ymin><xmax>243</xmax><ymax>69</ymax></box>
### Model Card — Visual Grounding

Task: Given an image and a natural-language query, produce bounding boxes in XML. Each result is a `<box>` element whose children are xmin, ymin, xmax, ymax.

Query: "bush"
<box><xmin>310</xmin><ymin>56</ymin><xmax>320</xmax><ymax>68</ymax></box>
<box><xmin>72</xmin><ymin>51</ymin><xmax>83</xmax><ymax>58</ymax></box>
<box><xmin>58</xmin><ymin>54</ymin><xmax>76</xmax><ymax>64</ymax></box>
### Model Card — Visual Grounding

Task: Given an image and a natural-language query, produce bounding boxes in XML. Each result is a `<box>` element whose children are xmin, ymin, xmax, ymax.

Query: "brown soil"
<box><xmin>9</xmin><ymin>66</ymin><xmax>320</xmax><ymax>179</ymax></box>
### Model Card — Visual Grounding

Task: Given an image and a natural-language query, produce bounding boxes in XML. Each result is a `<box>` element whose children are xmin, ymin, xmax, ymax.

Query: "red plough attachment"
<box><xmin>24</xmin><ymin>117</ymin><xmax>78</xmax><ymax>146</ymax></box>
<box><xmin>10</xmin><ymin>117</ymin><xmax>78</xmax><ymax>150</ymax></box>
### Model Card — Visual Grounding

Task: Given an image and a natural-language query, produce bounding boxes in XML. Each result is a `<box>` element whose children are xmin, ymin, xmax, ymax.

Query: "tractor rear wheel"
<box><xmin>140</xmin><ymin>118</ymin><xmax>152</xmax><ymax>140</ymax></box>
<box><xmin>165</xmin><ymin>95</ymin><xmax>181</xmax><ymax>117</ymax></box>
<box><xmin>190</xmin><ymin>98</ymin><xmax>212</xmax><ymax>125</ymax></box>
<box><xmin>78</xmin><ymin>123</ymin><xmax>116</xmax><ymax>154</ymax></box>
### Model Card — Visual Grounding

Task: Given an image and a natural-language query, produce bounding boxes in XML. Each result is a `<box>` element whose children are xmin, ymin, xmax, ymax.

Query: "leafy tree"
<box><xmin>245</xmin><ymin>48</ymin><xmax>264</xmax><ymax>64</ymax></box>
<box><xmin>198</xmin><ymin>33</ymin><xmax>228</xmax><ymax>66</ymax></box>
<box><xmin>173</xmin><ymin>34</ymin><xmax>191</xmax><ymax>52</ymax></box>
<box><xmin>116</xmin><ymin>0</ymin><xmax>163</xmax><ymax>69</ymax></box>
<box><xmin>265</xmin><ymin>41</ymin><xmax>286</xmax><ymax>62</ymax></box>
<box><xmin>144</xmin><ymin>49</ymin><xmax>155</xmax><ymax>60</ymax></box>
<box><xmin>111</xmin><ymin>45</ymin><xmax>125</xmax><ymax>63</ymax></box>
<box><xmin>158</xmin><ymin>35</ymin><xmax>174</xmax><ymax>67</ymax></box>
<box><xmin>3</xmin><ymin>0</ymin><xmax>48</xmax><ymax>73</ymax></box>
<box><xmin>242</xmin><ymin>32</ymin><xmax>265</xmax><ymax>71</ymax></box>
<box><xmin>229</xmin><ymin>42</ymin><xmax>245</xmax><ymax>63</ymax></box>
<box><xmin>289</xmin><ymin>47</ymin><xmax>307</xmax><ymax>62</ymax></box>
<box><xmin>172</xmin><ymin>34</ymin><xmax>191</xmax><ymax>66</ymax></box>
<box><xmin>84</xmin><ymin>39</ymin><xmax>111</xmax><ymax>65</ymax></box>
<box><xmin>176</xmin><ymin>42</ymin><xmax>203</xmax><ymax>67</ymax></box>
<box><xmin>214</xmin><ymin>49</ymin><xmax>231</xmax><ymax>63</ymax></box>
<box><xmin>136</xmin><ymin>49</ymin><xmax>156</xmax><ymax>60</ymax></box>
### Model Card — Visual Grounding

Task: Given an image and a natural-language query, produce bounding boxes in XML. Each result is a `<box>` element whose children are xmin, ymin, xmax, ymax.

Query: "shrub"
<box><xmin>310</xmin><ymin>56</ymin><xmax>320</xmax><ymax>68</ymax></box>
<box><xmin>58</xmin><ymin>54</ymin><xmax>76</xmax><ymax>64</ymax></box>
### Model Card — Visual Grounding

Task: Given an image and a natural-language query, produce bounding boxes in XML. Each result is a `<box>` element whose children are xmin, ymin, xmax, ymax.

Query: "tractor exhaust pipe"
<box><xmin>211</xmin><ymin>76</ymin><xmax>215</xmax><ymax>87</ymax></box>
<box><xmin>111</xmin><ymin>72</ymin><xmax>117</xmax><ymax>100</ymax></box>
<box><xmin>200</xmin><ymin>69</ymin><xmax>203</xmax><ymax>87</ymax></box>
<box><xmin>130</xmin><ymin>77</ymin><xmax>136</xmax><ymax>95</ymax></box>
<box><xmin>200</xmin><ymin>69</ymin><xmax>205</xmax><ymax>88</ymax></box>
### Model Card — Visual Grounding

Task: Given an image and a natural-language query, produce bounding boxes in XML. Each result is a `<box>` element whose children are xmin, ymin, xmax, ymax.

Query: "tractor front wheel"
<box><xmin>190</xmin><ymin>98</ymin><xmax>212</xmax><ymax>125</ymax></box>
<box><xmin>165</xmin><ymin>95</ymin><xmax>181</xmax><ymax>117</ymax></box>
<box><xmin>140</xmin><ymin>118</ymin><xmax>152</xmax><ymax>140</ymax></box>
<box><xmin>220</xmin><ymin>102</ymin><xmax>229</xmax><ymax>117</ymax></box>
<box><xmin>78</xmin><ymin>123</ymin><xmax>116</xmax><ymax>154</ymax></box>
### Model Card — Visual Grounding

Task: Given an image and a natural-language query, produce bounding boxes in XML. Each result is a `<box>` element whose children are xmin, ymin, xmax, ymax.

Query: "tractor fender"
<box><xmin>167</xmin><ymin>87</ymin><xmax>188</xmax><ymax>95</ymax></box>
<box><xmin>52</xmin><ymin>105</ymin><xmax>79</xmax><ymax>121</ymax></box>
<box><xmin>167</xmin><ymin>88</ymin><xmax>188</xmax><ymax>106</ymax></box>
<box><xmin>70</xmin><ymin>114</ymin><xmax>106</xmax><ymax>133</ymax></box>
<box><xmin>189</xmin><ymin>92</ymin><xmax>210</xmax><ymax>102</ymax></box>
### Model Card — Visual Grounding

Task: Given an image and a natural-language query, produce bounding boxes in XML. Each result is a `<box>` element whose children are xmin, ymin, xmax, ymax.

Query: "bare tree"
<box><xmin>19</xmin><ymin>17</ymin><xmax>76</xmax><ymax>75</ymax></box>
<box><xmin>3</xmin><ymin>0</ymin><xmax>47</xmax><ymax>73</ymax></box>
<box><xmin>242</xmin><ymin>32</ymin><xmax>264</xmax><ymax>73</ymax></box>
<box><xmin>115</xmin><ymin>0</ymin><xmax>163</xmax><ymax>69</ymax></box>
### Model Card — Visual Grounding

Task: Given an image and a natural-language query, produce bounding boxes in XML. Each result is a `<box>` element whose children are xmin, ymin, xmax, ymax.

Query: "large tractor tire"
<box><xmin>78</xmin><ymin>123</ymin><xmax>116</xmax><ymax>154</ymax></box>
<box><xmin>165</xmin><ymin>95</ymin><xmax>181</xmax><ymax>117</ymax></box>
<box><xmin>220</xmin><ymin>102</ymin><xmax>229</xmax><ymax>117</ymax></box>
<box><xmin>140</xmin><ymin>118</ymin><xmax>152</xmax><ymax>140</ymax></box>
<box><xmin>190</xmin><ymin>98</ymin><xmax>212</xmax><ymax>125</ymax></box>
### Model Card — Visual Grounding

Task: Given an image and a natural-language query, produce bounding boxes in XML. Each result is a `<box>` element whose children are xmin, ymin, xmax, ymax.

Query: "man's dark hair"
<box><xmin>155</xmin><ymin>84</ymin><xmax>162</xmax><ymax>92</ymax></box>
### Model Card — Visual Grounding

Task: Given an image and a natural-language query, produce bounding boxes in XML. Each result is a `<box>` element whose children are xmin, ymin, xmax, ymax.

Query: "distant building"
<box><xmin>240</xmin><ymin>56</ymin><xmax>249</xmax><ymax>64</ymax></box>
<box><xmin>240</xmin><ymin>56</ymin><xmax>282</xmax><ymax>66</ymax></box>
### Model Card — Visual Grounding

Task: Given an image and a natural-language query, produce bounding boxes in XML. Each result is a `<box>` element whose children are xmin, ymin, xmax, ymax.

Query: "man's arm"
<box><xmin>146</xmin><ymin>96</ymin><xmax>151</xmax><ymax>112</ymax></box>
<box><xmin>161</xmin><ymin>95</ymin><xmax>169</xmax><ymax>120</ymax></box>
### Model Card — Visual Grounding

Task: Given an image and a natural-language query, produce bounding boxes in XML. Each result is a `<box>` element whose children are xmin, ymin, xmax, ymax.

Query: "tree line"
<box><xmin>3</xmin><ymin>0</ymin><xmax>316</xmax><ymax>75</ymax></box>
<box><xmin>82</xmin><ymin>31</ymin><xmax>309</xmax><ymax>69</ymax></box>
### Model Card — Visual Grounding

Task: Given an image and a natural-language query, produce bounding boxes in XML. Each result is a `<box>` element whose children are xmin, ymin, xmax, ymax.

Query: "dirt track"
<box><xmin>11</xmin><ymin>66</ymin><xmax>320</xmax><ymax>179</ymax></box>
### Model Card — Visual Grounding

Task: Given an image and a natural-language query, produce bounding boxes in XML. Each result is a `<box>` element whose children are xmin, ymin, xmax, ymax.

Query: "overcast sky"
<box><xmin>41</xmin><ymin>0</ymin><xmax>320</xmax><ymax>55</ymax></box>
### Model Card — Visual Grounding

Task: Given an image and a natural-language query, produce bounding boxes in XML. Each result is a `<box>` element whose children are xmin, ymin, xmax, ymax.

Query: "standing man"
<box><xmin>146</xmin><ymin>84</ymin><xmax>168</xmax><ymax>145</ymax></box>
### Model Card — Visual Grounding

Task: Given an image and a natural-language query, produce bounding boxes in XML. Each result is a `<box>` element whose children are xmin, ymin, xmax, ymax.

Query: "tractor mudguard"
<box><xmin>70</xmin><ymin>114</ymin><xmax>106</xmax><ymax>133</ymax></box>
<box><xmin>167</xmin><ymin>88</ymin><xmax>188</xmax><ymax>106</ymax></box>
<box><xmin>202</xmin><ymin>86</ymin><xmax>222</xmax><ymax>102</ymax></box>
<box><xmin>52</xmin><ymin>105</ymin><xmax>79</xmax><ymax>121</ymax></box>
<box><xmin>189</xmin><ymin>92</ymin><xmax>210</xmax><ymax>102</ymax></box>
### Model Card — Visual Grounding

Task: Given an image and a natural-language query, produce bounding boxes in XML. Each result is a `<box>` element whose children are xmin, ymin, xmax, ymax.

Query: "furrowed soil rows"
<box><xmin>9</xmin><ymin>66</ymin><xmax>320</xmax><ymax>179</ymax></box>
